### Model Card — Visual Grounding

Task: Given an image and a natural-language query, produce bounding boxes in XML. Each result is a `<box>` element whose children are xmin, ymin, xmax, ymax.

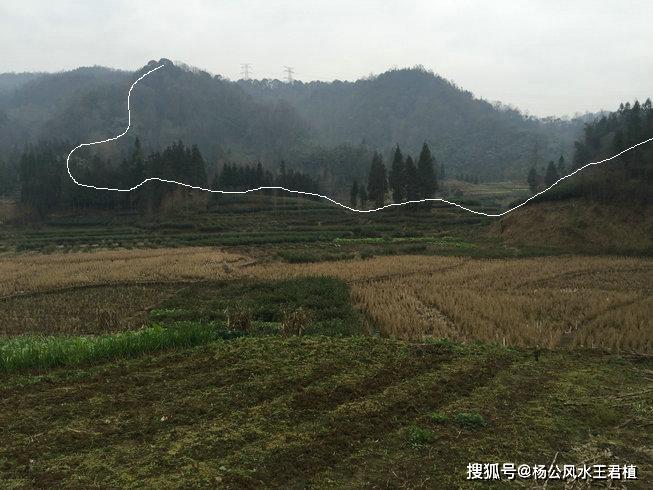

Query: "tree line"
<box><xmin>16</xmin><ymin>138</ymin><xmax>318</xmax><ymax>217</ymax></box>
<box><xmin>349</xmin><ymin>142</ymin><xmax>438</xmax><ymax>209</ymax></box>
<box><xmin>214</xmin><ymin>160</ymin><xmax>318</xmax><ymax>193</ymax></box>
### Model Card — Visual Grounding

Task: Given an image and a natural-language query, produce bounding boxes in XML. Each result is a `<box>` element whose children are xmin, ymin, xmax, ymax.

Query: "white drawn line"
<box><xmin>66</xmin><ymin>64</ymin><xmax>653</xmax><ymax>218</ymax></box>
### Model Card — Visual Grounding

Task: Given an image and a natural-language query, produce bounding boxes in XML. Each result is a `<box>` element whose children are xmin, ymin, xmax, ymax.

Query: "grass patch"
<box><xmin>154</xmin><ymin>277</ymin><xmax>363</xmax><ymax>336</ymax></box>
<box><xmin>453</xmin><ymin>411</ymin><xmax>487</xmax><ymax>429</ymax></box>
<box><xmin>0</xmin><ymin>322</ymin><xmax>240</xmax><ymax>372</ymax></box>
<box><xmin>428</xmin><ymin>411</ymin><xmax>449</xmax><ymax>423</ymax></box>
<box><xmin>406</xmin><ymin>425</ymin><xmax>436</xmax><ymax>446</ymax></box>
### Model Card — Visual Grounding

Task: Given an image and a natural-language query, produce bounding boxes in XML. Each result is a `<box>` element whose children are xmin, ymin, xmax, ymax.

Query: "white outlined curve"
<box><xmin>66</xmin><ymin>64</ymin><xmax>653</xmax><ymax>217</ymax></box>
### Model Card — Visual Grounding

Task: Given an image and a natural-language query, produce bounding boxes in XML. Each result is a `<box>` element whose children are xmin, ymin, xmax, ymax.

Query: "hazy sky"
<box><xmin>2</xmin><ymin>0</ymin><xmax>651</xmax><ymax>117</ymax></box>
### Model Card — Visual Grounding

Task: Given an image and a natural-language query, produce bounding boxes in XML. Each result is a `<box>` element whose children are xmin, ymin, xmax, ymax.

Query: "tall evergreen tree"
<box><xmin>350</xmin><ymin>180</ymin><xmax>359</xmax><ymax>207</ymax></box>
<box><xmin>367</xmin><ymin>151</ymin><xmax>387</xmax><ymax>207</ymax></box>
<box><xmin>131</xmin><ymin>137</ymin><xmax>145</xmax><ymax>184</ymax></box>
<box><xmin>19</xmin><ymin>143</ymin><xmax>64</xmax><ymax>216</ymax></box>
<box><xmin>278</xmin><ymin>160</ymin><xmax>287</xmax><ymax>187</ymax></box>
<box><xmin>388</xmin><ymin>145</ymin><xmax>405</xmax><ymax>203</ymax></box>
<box><xmin>627</xmin><ymin>100</ymin><xmax>642</xmax><ymax>144</ymax></box>
<box><xmin>359</xmin><ymin>186</ymin><xmax>368</xmax><ymax>208</ymax></box>
<box><xmin>404</xmin><ymin>155</ymin><xmax>419</xmax><ymax>201</ymax></box>
<box><xmin>556</xmin><ymin>154</ymin><xmax>566</xmax><ymax>177</ymax></box>
<box><xmin>416</xmin><ymin>142</ymin><xmax>436</xmax><ymax>199</ymax></box>
<box><xmin>189</xmin><ymin>145</ymin><xmax>207</xmax><ymax>185</ymax></box>
<box><xmin>544</xmin><ymin>160</ymin><xmax>559</xmax><ymax>187</ymax></box>
<box><xmin>527</xmin><ymin>167</ymin><xmax>540</xmax><ymax>194</ymax></box>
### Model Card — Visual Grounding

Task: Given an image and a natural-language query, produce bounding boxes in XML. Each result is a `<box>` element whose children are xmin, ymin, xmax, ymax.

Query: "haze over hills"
<box><xmin>0</xmin><ymin>59</ymin><xmax>590</xmax><ymax>184</ymax></box>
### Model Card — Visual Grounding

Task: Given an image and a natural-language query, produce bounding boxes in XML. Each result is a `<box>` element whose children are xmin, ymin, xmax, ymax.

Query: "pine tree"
<box><xmin>556</xmin><ymin>155</ymin><xmax>566</xmax><ymax>177</ymax></box>
<box><xmin>131</xmin><ymin>137</ymin><xmax>145</xmax><ymax>183</ymax></box>
<box><xmin>359</xmin><ymin>186</ymin><xmax>368</xmax><ymax>208</ymax></box>
<box><xmin>612</xmin><ymin>130</ymin><xmax>625</xmax><ymax>154</ymax></box>
<box><xmin>544</xmin><ymin>160</ymin><xmax>559</xmax><ymax>187</ymax></box>
<box><xmin>389</xmin><ymin>145</ymin><xmax>405</xmax><ymax>203</ymax></box>
<box><xmin>350</xmin><ymin>180</ymin><xmax>359</xmax><ymax>207</ymax></box>
<box><xmin>189</xmin><ymin>145</ymin><xmax>207</xmax><ymax>185</ymax></box>
<box><xmin>367</xmin><ymin>151</ymin><xmax>387</xmax><ymax>207</ymax></box>
<box><xmin>416</xmin><ymin>142</ymin><xmax>436</xmax><ymax>199</ymax></box>
<box><xmin>627</xmin><ymin>100</ymin><xmax>642</xmax><ymax>144</ymax></box>
<box><xmin>404</xmin><ymin>155</ymin><xmax>419</xmax><ymax>201</ymax></box>
<box><xmin>527</xmin><ymin>167</ymin><xmax>540</xmax><ymax>194</ymax></box>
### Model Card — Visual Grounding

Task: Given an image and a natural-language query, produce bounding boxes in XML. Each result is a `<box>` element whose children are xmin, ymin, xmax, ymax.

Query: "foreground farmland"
<box><xmin>1</xmin><ymin>337</ymin><xmax>651</xmax><ymax>488</ymax></box>
<box><xmin>0</xmin><ymin>239</ymin><xmax>651</xmax><ymax>487</ymax></box>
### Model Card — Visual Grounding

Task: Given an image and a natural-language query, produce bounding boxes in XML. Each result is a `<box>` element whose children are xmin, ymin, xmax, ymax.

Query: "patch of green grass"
<box><xmin>428</xmin><ymin>411</ymin><xmax>449</xmax><ymax>423</ymax></box>
<box><xmin>406</xmin><ymin>425</ymin><xmax>436</xmax><ymax>445</ymax></box>
<box><xmin>155</xmin><ymin>277</ymin><xmax>363</xmax><ymax>336</ymax></box>
<box><xmin>0</xmin><ymin>322</ymin><xmax>241</xmax><ymax>372</ymax></box>
<box><xmin>453</xmin><ymin>411</ymin><xmax>487</xmax><ymax>429</ymax></box>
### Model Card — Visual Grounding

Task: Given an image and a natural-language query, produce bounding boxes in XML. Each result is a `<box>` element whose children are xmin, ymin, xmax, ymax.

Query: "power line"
<box><xmin>283</xmin><ymin>65</ymin><xmax>294</xmax><ymax>84</ymax></box>
<box><xmin>240</xmin><ymin>63</ymin><xmax>252</xmax><ymax>80</ymax></box>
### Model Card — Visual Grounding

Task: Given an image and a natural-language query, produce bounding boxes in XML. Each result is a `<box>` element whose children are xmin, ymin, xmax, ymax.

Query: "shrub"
<box><xmin>454</xmin><ymin>412</ymin><xmax>487</xmax><ymax>429</ymax></box>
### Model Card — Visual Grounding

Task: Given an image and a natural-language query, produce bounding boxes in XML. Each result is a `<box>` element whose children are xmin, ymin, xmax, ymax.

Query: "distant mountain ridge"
<box><xmin>0</xmin><ymin>59</ymin><xmax>587</xmax><ymax>180</ymax></box>
<box><xmin>238</xmin><ymin>67</ymin><xmax>587</xmax><ymax>178</ymax></box>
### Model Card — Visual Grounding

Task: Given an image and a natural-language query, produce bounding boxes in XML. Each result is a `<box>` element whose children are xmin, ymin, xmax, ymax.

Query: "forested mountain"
<box><xmin>0</xmin><ymin>73</ymin><xmax>43</xmax><ymax>95</ymax></box>
<box><xmin>0</xmin><ymin>67</ymin><xmax>132</xmax><ymax>142</ymax></box>
<box><xmin>0</xmin><ymin>61</ymin><xmax>308</xmax><ymax>160</ymax></box>
<box><xmin>238</xmin><ymin>67</ymin><xmax>587</xmax><ymax>179</ymax></box>
<box><xmin>0</xmin><ymin>59</ymin><xmax>588</xmax><ymax>193</ymax></box>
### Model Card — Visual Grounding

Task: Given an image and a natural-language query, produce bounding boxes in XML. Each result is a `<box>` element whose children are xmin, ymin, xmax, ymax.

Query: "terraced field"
<box><xmin>0</xmin><ymin>196</ymin><xmax>492</xmax><ymax>255</ymax></box>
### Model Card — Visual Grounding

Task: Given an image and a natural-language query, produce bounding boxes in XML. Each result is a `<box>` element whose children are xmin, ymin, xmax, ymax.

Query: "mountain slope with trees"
<box><xmin>497</xmin><ymin>99</ymin><xmax>653</xmax><ymax>253</ymax></box>
<box><xmin>0</xmin><ymin>60</ymin><xmax>588</xmax><ymax>193</ymax></box>
<box><xmin>238</xmin><ymin>67</ymin><xmax>587</xmax><ymax>179</ymax></box>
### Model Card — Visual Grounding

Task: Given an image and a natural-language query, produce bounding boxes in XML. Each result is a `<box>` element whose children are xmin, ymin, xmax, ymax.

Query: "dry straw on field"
<box><xmin>1</xmin><ymin>248</ymin><xmax>651</xmax><ymax>352</ymax></box>
<box><xmin>246</xmin><ymin>255</ymin><xmax>653</xmax><ymax>352</ymax></box>
<box><xmin>0</xmin><ymin>247</ymin><xmax>246</xmax><ymax>297</ymax></box>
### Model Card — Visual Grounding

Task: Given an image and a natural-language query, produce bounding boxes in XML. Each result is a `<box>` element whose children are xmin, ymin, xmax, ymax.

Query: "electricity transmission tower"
<box><xmin>283</xmin><ymin>65</ymin><xmax>294</xmax><ymax>84</ymax></box>
<box><xmin>240</xmin><ymin>63</ymin><xmax>252</xmax><ymax>80</ymax></box>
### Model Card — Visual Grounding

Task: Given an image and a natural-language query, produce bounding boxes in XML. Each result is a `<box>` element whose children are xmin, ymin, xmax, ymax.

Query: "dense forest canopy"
<box><xmin>0</xmin><ymin>59</ymin><xmax>593</xmax><ymax>197</ymax></box>
<box><xmin>0</xmin><ymin>73</ymin><xmax>44</xmax><ymax>95</ymax></box>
